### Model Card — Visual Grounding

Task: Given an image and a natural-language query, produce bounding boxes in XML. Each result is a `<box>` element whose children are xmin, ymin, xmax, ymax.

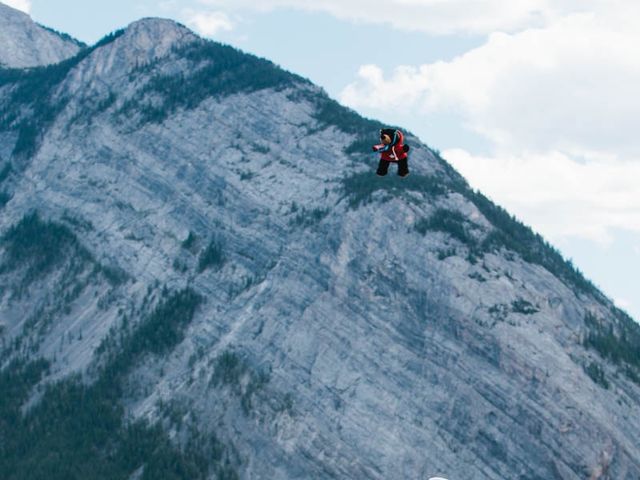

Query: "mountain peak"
<box><xmin>0</xmin><ymin>1</ymin><xmax>82</xmax><ymax>68</ymax></box>
<box><xmin>117</xmin><ymin>17</ymin><xmax>198</xmax><ymax>58</ymax></box>
<box><xmin>75</xmin><ymin>17</ymin><xmax>198</xmax><ymax>77</ymax></box>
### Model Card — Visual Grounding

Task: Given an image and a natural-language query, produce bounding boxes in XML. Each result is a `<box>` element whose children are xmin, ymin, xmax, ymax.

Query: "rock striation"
<box><xmin>1</xmin><ymin>11</ymin><xmax>639</xmax><ymax>480</ymax></box>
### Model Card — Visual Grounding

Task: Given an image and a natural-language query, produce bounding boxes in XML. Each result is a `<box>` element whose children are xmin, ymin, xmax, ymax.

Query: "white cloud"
<box><xmin>341</xmin><ymin>11</ymin><xmax>640</xmax><ymax>156</ymax></box>
<box><xmin>614</xmin><ymin>297</ymin><xmax>632</xmax><ymax>311</ymax></box>
<box><xmin>340</xmin><ymin>64</ymin><xmax>430</xmax><ymax>109</ymax></box>
<box><xmin>443</xmin><ymin>148</ymin><xmax>640</xmax><ymax>244</ymax></box>
<box><xmin>184</xmin><ymin>10</ymin><xmax>233</xmax><ymax>36</ymax></box>
<box><xmin>194</xmin><ymin>0</ymin><xmax>612</xmax><ymax>35</ymax></box>
<box><xmin>4</xmin><ymin>0</ymin><xmax>31</xmax><ymax>13</ymax></box>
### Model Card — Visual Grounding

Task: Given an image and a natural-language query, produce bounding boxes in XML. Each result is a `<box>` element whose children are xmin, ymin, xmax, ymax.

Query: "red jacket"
<box><xmin>373</xmin><ymin>130</ymin><xmax>408</xmax><ymax>162</ymax></box>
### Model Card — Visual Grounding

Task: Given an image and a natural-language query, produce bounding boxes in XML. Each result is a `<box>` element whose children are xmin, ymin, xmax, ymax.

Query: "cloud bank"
<box><xmin>341</xmin><ymin>11</ymin><xmax>640</xmax><ymax>155</ymax></box>
<box><xmin>194</xmin><ymin>0</ymin><xmax>612</xmax><ymax>35</ymax></box>
<box><xmin>183</xmin><ymin>9</ymin><xmax>233</xmax><ymax>36</ymax></box>
<box><xmin>444</xmin><ymin>148</ymin><xmax>640</xmax><ymax>243</ymax></box>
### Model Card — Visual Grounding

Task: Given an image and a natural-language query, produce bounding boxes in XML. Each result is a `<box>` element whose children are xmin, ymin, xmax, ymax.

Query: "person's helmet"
<box><xmin>380</xmin><ymin>128</ymin><xmax>396</xmax><ymax>140</ymax></box>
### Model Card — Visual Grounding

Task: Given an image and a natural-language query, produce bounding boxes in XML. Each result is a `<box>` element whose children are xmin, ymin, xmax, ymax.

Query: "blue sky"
<box><xmin>6</xmin><ymin>0</ymin><xmax>639</xmax><ymax>321</ymax></box>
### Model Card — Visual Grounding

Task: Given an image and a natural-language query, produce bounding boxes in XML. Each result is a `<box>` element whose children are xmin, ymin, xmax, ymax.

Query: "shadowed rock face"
<box><xmin>1</xmin><ymin>12</ymin><xmax>639</xmax><ymax>480</ymax></box>
<box><xmin>0</xmin><ymin>2</ymin><xmax>82</xmax><ymax>68</ymax></box>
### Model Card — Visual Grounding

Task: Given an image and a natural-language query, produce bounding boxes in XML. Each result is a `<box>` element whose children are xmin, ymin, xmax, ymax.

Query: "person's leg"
<box><xmin>376</xmin><ymin>159</ymin><xmax>390</xmax><ymax>176</ymax></box>
<box><xmin>398</xmin><ymin>158</ymin><xmax>409</xmax><ymax>177</ymax></box>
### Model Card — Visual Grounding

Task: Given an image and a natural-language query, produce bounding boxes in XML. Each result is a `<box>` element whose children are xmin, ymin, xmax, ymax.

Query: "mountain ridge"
<box><xmin>1</xmin><ymin>10</ymin><xmax>639</xmax><ymax>480</ymax></box>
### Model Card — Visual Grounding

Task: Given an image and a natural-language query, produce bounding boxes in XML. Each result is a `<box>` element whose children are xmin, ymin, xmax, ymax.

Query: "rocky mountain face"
<box><xmin>1</xmin><ymin>10</ymin><xmax>639</xmax><ymax>480</ymax></box>
<box><xmin>0</xmin><ymin>2</ymin><xmax>83</xmax><ymax>68</ymax></box>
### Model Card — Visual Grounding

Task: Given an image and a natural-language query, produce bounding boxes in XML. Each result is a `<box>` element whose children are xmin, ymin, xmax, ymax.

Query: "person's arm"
<box><xmin>372</xmin><ymin>143</ymin><xmax>390</xmax><ymax>152</ymax></box>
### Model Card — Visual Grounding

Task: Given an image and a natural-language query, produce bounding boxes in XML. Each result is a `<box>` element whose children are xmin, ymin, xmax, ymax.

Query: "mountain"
<box><xmin>1</xmin><ymin>11</ymin><xmax>640</xmax><ymax>480</ymax></box>
<box><xmin>0</xmin><ymin>2</ymin><xmax>83</xmax><ymax>68</ymax></box>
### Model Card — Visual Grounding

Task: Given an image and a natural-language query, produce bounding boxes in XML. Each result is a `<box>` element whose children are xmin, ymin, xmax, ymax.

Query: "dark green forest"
<box><xmin>0</xmin><ymin>212</ymin><xmax>237</xmax><ymax>479</ymax></box>
<box><xmin>0</xmin><ymin>289</ymin><xmax>237</xmax><ymax>480</ymax></box>
<box><xmin>120</xmin><ymin>39</ymin><xmax>308</xmax><ymax>124</ymax></box>
<box><xmin>0</xmin><ymin>29</ymin><xmax>125</xmax><ymax>158</ymax></box>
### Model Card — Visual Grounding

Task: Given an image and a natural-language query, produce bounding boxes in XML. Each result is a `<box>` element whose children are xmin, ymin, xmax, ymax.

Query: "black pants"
<box><xmin>377</xmin><ymin>158</ymin><xmax>409</xmax><ymax>177</ymax></box>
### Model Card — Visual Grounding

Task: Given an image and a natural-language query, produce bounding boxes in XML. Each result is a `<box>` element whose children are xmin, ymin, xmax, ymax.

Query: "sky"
<box><xmin>6</xmin><ymin>0</ymin><xmax>639</xmax><ymax>321</ymax></box>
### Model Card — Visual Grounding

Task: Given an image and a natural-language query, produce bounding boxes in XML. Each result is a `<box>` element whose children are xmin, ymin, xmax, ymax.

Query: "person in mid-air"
<box><xmin>372</xmin><ymin>128</ymin><xmax>410</xmax><ymax>177</ymax></box>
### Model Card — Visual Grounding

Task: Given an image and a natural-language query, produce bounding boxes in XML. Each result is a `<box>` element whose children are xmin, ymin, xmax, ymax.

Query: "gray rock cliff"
<box><xmin>1</xmin><ymin>13</ymin><xmax>639</xmax><ymax>480</ymax></box>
